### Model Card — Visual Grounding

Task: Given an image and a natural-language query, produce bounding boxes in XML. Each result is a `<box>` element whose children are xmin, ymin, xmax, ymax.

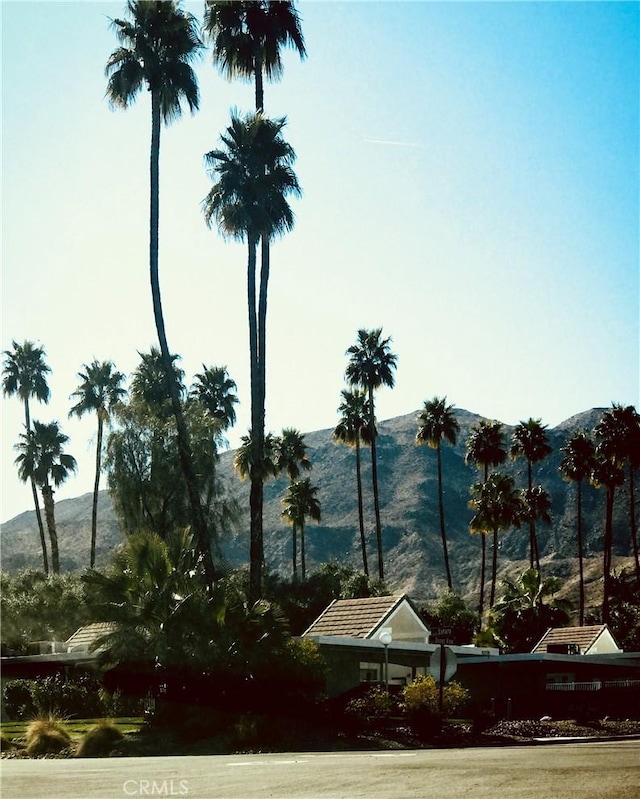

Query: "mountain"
<box><xmin>2</xmin><ymin>407</ymin><xmax>636</xmax><ymax>611</ymax></box>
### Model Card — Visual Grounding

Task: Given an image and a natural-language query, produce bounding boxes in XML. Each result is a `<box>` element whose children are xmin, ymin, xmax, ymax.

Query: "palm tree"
<box><xmin>465</xmin><ymin>420</ymin><xmax>507</xmax><ymax>619</ymax></box>
<box><xmin>69</xmin><ymin>360</ymin><xmax>126</xmax><ymax>568</ymax></box>
<box><xmin>595</xmin><ymin>403</ymin><xmax>640</xmax><ymax>578</ymax></box>
<box><xmin>281</xmin><ymin>478</ymin><xmax>321</xmax><ymax>580</ymax></box>
<box><xmin>189</xmin><ymin>365</ymin><xmax>238</xmax><ymax>434</ymax></box>
<box><xmin>131</xmin><ymin>347</ymin><xmax>185</xmax><ymax>419</ymax></box>
<box><xmin>559</xmin><ymin>431</ymin><xmax>596</xmax><ymax>624</ymax></box>
<box><xmin>416</xmin><ymin>397</ymin><xmax>460</xmax><ymax>591</ymax></box>
<box><xmin>491</xmin><ymin>568</ymin><xmax>572</xmax><ymax>653</ymax></box>
<box><xmin>204</xmin><ymin>0</ymin><xmax>306</xmax><ymax>113</ymax></box>
<box><xmin>203</xmin><ymin>1</ymin><xmax>305</xmax><ymax>597</ymax></box>
<box><xmin>509</xmin><ymin>418</ymin><xmax>552</xmax><ymax>572</ymax></box>
<box><xmin>3</xmin><ymin>340</ymin><xmax>51</xmax><ymax>573</ymax></box>
<box><xmin>204</xmin><ymin>111</ymin><xmax>301</xmax><ymax>601</ymax></box>
<box><xmin>275</xmin><ymin>428</ymin><xmax>311</xmax><ymax>481</ymax></box>
<box><xmin>469</xmin><ymin>473</ymin><xmax>522</xmax><ymax>608</ymax></box>
<box><xmin>15</xmin><ymin>421</ymin><xmax>77</xmax><ymax>574</ymax></box>
<box><xmin>105</xmin><ymin>1</ymin><xmax>215</xmax><ymax>586</ymax></box>
<box><xmin>345</xmin><ymin>328</ymin><xmax>397</xmax><ymax>581</ymax></box>
<box><xmin>333</xmin><ymin>389</ymin><xmax>373</xmax><ymax>576</ymax></box>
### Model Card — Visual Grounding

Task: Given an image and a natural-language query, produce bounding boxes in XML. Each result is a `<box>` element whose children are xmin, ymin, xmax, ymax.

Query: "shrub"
<box><xmin>30</xmin><ymin>674</ymin><xmax>104</xmax><ymax>719</ymax></box>
<box><xmin>76</xmin><ymin>720</ymin><xmax>123</xmax><ymax>758</ymax></box>
<box><xmin>345</xmin><ymin>686</ymin><xmax>395</xmax><ymax>728</ymax></box>
<box><xmin>3</xmin><ymin>679</ymin><xmax>37</xmax><ymax>719</ymax></box>
<box><xmin>402</xmin><ymin>674</ymin><xmax>469</xmax><ymax>718</ymax></box>
<box><xmin>25</xmin><ymin>717</ymin><xmax>72</xmax><ymax>756</ymax></box>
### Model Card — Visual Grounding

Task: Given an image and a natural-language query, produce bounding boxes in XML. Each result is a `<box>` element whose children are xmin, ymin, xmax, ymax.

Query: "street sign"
<box><xmin>430</xmin><ymin>627</ymin><xmax>455</xmax><ymax>645</ymax></box>
<box><xmin>429</xmin><ymin>644</ymin><xmax>457</xmax><ymax>683</ymax></box>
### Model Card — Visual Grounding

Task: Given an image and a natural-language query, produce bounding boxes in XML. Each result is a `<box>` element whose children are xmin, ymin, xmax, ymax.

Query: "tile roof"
<box><xmin>531</xmin><ymin>625</ymin><xmax>609</xmax><ymax>654</ymax></box>
<box><xmin>65</xmin><ymin>622</ymin><xmax>117</xmax><ymax>652</ymax></box>
<box><xmin>303</xmin><ymin>595</ymin><xmax>406</xmax><ymax>639</ymax></box>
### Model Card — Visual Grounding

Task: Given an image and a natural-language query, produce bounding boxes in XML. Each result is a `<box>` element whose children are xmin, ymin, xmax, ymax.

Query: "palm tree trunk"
<box><xmin>24</xmin><ymin>399</ymin><xmax>49</xmax><ymax>574</ymax></box>
<box><xmin>527</xmin><ymin>461</ymin><xmax>540</xmax><ymax>573</ymax></box>
<box><xmin>436</xmin><ymin>445</ymin><xmax>453</xmax><ymax>590</ymax></box>
<box><xmin>90</xmin><ymin>415</ymin><xmax>104</xmax><ymax>569</ymax></box>
<box><xmin>368</xmin><ymin>387</ymin><xmax>384</xmax><ymax>581</ymax></box>
<box><xmin>478</xmin><ymin>533</ymin><xmax>486</xmax><ymax>621</ymax></box>
<box><xmin>247</xmin><ymin>233</ymin><xmax>263</xmax><ymax>603</ymax></box>
<box><xmin>628</xmin><ymin>464</ymin><xmax>640</xmax><ymax>579</ymax></box>
<box><xmin>42</xmin><ymin>483</ymin><xmax>59</xmax><ymax>575</ymax></box>
<box><xmin>301</xmin><ymin>520</ymin><xmax>306</xmax><ymax>581</ymax></box>
<box><xmin>577</xmin><ymin>480</ymin><xmax>585</xmax><ymax>626</ymax></box>
<box><xmin>490</xmin><ymin>527</ymin><xmax>499</xmax><ymax>609</ymax></box>
<box><xmin>148</xmin><ymin>90</ymin><xmax>215</xmax><ymax>588</ymax></box>
<box><xmin>292</xmin><ymin>522</ymin><xmax>298</xmax><ymax>579</ymax></box>
<box><xmin>602</xmin><ymin>485</ymin><xmax>615</xmax><ymax>624</ymax></box>
<box><xmin>30</xmin><ymin>478</ymin><xmax>49</xmax><ymax>575</ymax></box>
<box><xmin>355</xmin><ymin>437</ymin><xmax>368</xmax><ymax>576</ymax></box>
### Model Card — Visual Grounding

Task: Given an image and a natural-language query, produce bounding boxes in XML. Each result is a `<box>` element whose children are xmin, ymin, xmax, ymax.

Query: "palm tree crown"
<box><xmin>189</xmin><ymin>365</ymin><xmax>238</xmax><ymax>431</ymax></box>
<box><xmin>15</xmin><ymin>421</ymin><xmax>77</xmax><ymax>491</ymax></box>
<box><xmin>204</xmin><ymin>0</ymin><xmax>306</xmax><ymax>110</ymax></box>
<box><xmin>345</xmin><ymin>328</ymin><xmax>397</xmax><ymax>394</ymax></box>
<box><xmin>465</xmin><ymin>419</ymin><xmax>506</xmax><ymax>480</ymax></box>
<box><xmin>416</xmin><ymin>396</ymin><xmax>460</xmax><ymax>450</ymax></box>
<box><xmin>69</xmin><ymin>360</ymin><xmax>127</xmax><ymax>422</ymax></box>
<box><xmin>203</xmin><ymin>111</ymin><xmax>301</xmax><ymax>241</ymax></box>
<box><xmin>275</xmin><ymin>428</ymin><xmax>311</xmax><ymax>480</ymax></box>
<box><xmin>3</xmin><ymin>340</ymin><xmax>51</xmax><ymax>425</ymax></box>
<box><xmin>105</xmin><ymin>0</ymin><xmax>202</xmax><ymax>122</ymax></box>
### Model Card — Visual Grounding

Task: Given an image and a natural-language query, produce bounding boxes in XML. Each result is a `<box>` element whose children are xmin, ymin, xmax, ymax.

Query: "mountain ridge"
<box><xmin>1</xmin><ymin>407</ymin><xmax>636</xmax><ymax>612</ymax></box>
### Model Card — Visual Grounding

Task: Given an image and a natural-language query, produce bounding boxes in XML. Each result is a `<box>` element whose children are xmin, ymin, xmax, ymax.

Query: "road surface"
<box><xmin>1</xmin><ymin>740</ymin><xmax>639</xmax><ymax>799</ymax></box>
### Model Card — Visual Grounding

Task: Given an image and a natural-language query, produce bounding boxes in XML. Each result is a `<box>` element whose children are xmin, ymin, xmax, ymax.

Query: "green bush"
<box><xmin>25</xmin><ymin>717</ymin><xmax>72</xmax><ymax>756</ymax></box>
<box><xmin>345</xmin><ymin>686</ymin><xmax>395</xmax><ymax>728</ymax></box>
<box><xmin>30</xmin><ymin>674</ymin><xmax>104</xmax><ymax>719</ymax></box>
<box><xmin>3</xmin><ymin>679</ymin><xmax>37</xmax><ymax>719</ymax></box>
<box><xmin>76</xmin><ymin>719</ymin><xmax>124</xmax><ymax>758</ymax></box>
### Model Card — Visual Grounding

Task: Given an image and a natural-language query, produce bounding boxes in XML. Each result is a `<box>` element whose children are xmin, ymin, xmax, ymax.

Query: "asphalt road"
<box><xmin>1</xmin><ymin>741</ymin><xmax>639</xmax><ymax>799</ymax></box>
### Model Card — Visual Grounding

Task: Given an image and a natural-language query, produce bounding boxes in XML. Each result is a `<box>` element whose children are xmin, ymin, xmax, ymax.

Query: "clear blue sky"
<box><xmin>2</xmin><ymin>0</ymin><xmax>638</xmax><ymax>522</ymax></box>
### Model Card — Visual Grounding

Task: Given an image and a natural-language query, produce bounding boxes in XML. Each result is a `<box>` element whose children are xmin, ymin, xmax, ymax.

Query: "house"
<box><xmin>302</xmin><ymin>595</ymin><xmax>497</xmax><ymax>696</ymax></box>
<box><xmin>531</xmin><ymin>625</ymin><xmax>622</xmax><ymax>656</ymax></box>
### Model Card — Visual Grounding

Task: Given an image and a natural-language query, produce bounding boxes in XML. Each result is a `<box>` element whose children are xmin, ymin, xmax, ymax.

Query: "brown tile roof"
<box><xmin>303</xmin><ymin>595</ymin><xmax>406</xmax><ymax>639</ymax></box>
<box><xmin>65</xmin><ymin>622</ymin><xmax>117</xmax><ymax>652</ymax></box>
<box><xmin>531</xmin><ymin>625</ymin><xmax>609</xmax><ymax>654</ymax></box>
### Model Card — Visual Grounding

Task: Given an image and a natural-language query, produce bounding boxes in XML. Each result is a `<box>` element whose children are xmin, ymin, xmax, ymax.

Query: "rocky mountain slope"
<box><xmin>2</xmin><ymin>407</ymin><xmax>636</xmax><ymax>612</ymax></box>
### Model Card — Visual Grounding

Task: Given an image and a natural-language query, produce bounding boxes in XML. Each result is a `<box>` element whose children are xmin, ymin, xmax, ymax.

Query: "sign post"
<box><xmin>429</xmin><ymin>628</ymin><xmax>458</xmax><ymax>713</ymax></box>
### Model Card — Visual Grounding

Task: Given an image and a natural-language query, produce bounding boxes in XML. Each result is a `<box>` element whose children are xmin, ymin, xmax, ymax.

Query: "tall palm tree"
<box><xmin>416</xmin><ymin>396</ymin><xmax>460</xmax><ymax>591</ymax></box>
<box><xmin>3</xmin><ymin>340</ymin><xmax>51</xmax><ymax>573</ymax></box>
<box><xmin>69</xmin><ymin>360</ymin><xmax>126</xmax><ymax>568</ymax></box>
<box><xmin>204</xmin><ymin>111</ymin><xmax>301</xmax><ymax>601</ymax></box>
<box><xmin>465</xmin><ymin>419</ymin><xmax>507</xmax><ymax>619</ymax></box>
<box><xmin>204</xmin><ymin>0</ymin><xmax>305</xmax><ymax>595</ymax></box>
<box><xmin>333</xmin><ymin>389</ymin><xmax>373</xmax><ymax>576</ymax></box>
<box><xmin>345</xmin><ymin>328</ymin><xmax>397</xmax><ymax>581</ymax></box>
<box><xmin>469</xmin><ymin>473</ymin><xmax>522</xmax><ymax>608</ymax></box>
<box><xmin>559</xmin><ymin>431</ymin><xmax>596</xmax><ymax>624</ymax></box>
<box><xmin>281</xmin><ymin>478</ymin><xmax>321</xmax><ymax>580</ymax></box>
<box><xmin>15</xmin><ymin>421</ymin><xmax>77</xmax><ymax>574</ymax></box>
<box><xmin>189</xmin><ymin>365</ymin><xmax>239</xmax><ymax>434</ymax></box>
<box><xmin>105</xmin><ymin>1</ymin><xmax>215</xmax><ymax>585</ymax></box>
<box><xmin>131</xmin><ymin>347</ymin><xmax>185</xmax><ymax>419</ymax></box>
<box><xmin>590</xmin><ymin>453</ymin><xmax>624</xmax><ymax>624</ymax></box>
<box><xmin>204</xmin><ymin>0</ymin><xmax>306</xmax><ymax>113</ymax></box>
<box><xmin>509</xmin><ymin>418</ymin><xmax>552</xmax><ymax>572</ymax></box>
<box><xmin>595</xmin><ymin>403</ymin><xmax>640</xmax><ymax>578</ymax></box>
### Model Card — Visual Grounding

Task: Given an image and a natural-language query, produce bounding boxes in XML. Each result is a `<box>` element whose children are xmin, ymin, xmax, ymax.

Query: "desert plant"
<box><xmin>25</xmin><ymin>717</ymin><xmax>72</xmax><ymax>756</ymax></box>
<box><xmin>76</xmin><ymin>719</ymin><xmax>124</xmax><ymax>758</ymax></box>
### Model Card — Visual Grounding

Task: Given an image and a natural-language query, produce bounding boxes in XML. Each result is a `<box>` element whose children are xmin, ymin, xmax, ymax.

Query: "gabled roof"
<box><xmin>531</xmin><ymin>625</ymin><xmax>618</xmax><ymax>655</ymax></box>
<box><xmin>303</xmin><ymin>595</ymin><xmax>412</xmax><ymax>639</ymax></box>
<box><xmin>65</xmin><ymin>622</ymin><xmax>117</xmax><ymax>652</ymax></box>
